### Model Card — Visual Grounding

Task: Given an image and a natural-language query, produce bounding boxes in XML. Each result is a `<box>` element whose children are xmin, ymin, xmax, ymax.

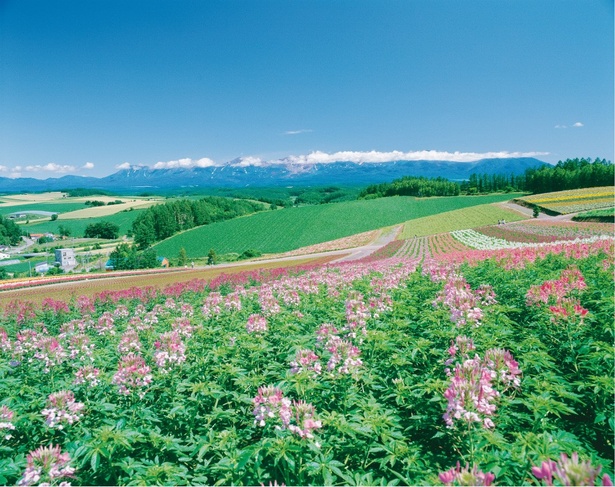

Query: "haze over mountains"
<box><xmin>0</xmin><ymin>157</ymin><xmax>548</xmax><ymax>193</ymax></box>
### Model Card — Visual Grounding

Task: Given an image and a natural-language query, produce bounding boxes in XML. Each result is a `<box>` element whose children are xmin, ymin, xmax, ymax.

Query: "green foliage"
<box><xmin>50</xmin><ymin>213</ymin><xmax>58</xmax><ymax>221</ymax></box>
<box><xmin>131</xmin><ymin>197</ymin><xmax>266</xmax><ymax>249</ymax></box>
<box><xmin>108</xmin><ymin>243</ymin><xmax>158</xmax><ymax>270</ymax></box>
<box><xmin>533</xmin><ymin>205</ymin><xmax>540</xmax><ymax>218</ymax></box>
<box><xmin>58</xmin><ymin>224</ymin><xmax>72</xmax><ymax>237</ymax></box>
<box><xmin>177</xmin><ymin>247</ymin><xmax>188</xmax><ymax>267</ymax></box>
<box><xmin>573</xmin><ymin>208</ymin><xmax>615</xmax><ymax>222</ymax></box>
<box><xmin>84</xmin><ymin>200</ymin><xmax>106</xmax><ymax>207</ymax></box>
<box><xmin>63</xmin><ymin>188</ymin><xmax>115</xmax><ymax>197</ymax></box>
<box><xmin>207</xmin><ymin>248</ymin><xmax>217</xmax><ymax>265</ymax></box>
<box><xmin>0</xmin><ymin>214</ymin><xmax>23</xmax><ymax>245</ymax></box>
<box><xmin>239</xmin><ymin>248</ymin><xmax>262</xmax><ymax>260</ymax></box>
<box><xmin>84</xmin><ymin>221</ymin><xmax>120</xmax><ymax>239</ymax></box>
<box><xmin>462</xmin><ymin>158</ymin><xmax>614</xmax><ymax>195</ymax></box>
<box><xmin>360</xmin><ymin>176</ymin><xmax>460</xmax><ymax>199</ymax></box>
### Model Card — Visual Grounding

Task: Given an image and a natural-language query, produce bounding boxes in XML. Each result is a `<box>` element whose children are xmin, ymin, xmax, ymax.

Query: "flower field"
<box><xmin>0</xmin><ymin>236</ymin><xmax>613</xmax><ymax>485</ymax></box>
<box><xmin>515</xmin><ymin>187</ymin><xmax>614</xmax><ymax>215</ymax></box>
<box><xmin>476</xmin><ymin>221</ymin><xmax>615</xmax><ymax>244</ymax></box>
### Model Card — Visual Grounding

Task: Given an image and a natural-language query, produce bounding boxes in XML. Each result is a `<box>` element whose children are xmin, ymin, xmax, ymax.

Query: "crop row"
<box><xmin>476</xmin><ymin>220</ymin><xmax>614</xmax><ymax>244</ymax></box>
<box><xmin>0</xmin><ymin>238</ymin><xmax>612</xmax><ymax>485</ymax></box>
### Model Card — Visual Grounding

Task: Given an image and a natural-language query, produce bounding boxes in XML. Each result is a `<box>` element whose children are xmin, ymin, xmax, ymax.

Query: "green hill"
<box><xmin>153</xmin><ymin>193</ymin><xmax>522</xmax><ymax>257</ymax></box>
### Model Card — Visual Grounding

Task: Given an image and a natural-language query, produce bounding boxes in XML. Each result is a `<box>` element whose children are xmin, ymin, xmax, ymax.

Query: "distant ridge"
<box><xmin>0</xmin><ymin>158</ymin><xmax>548</xmax><ymax>193</ymax></box>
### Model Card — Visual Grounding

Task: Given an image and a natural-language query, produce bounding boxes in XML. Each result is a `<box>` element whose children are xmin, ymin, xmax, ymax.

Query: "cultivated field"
<box><xmin>515</xmin><ymin>186</ymin><xmax>614</xmax><ymax>214</ymax></box>
<box><xmin>153</xmin><ymin>194</ymin><xmax>523</xmax><ymax>257</ymax></box>
<box><xmin>399</xmin><ymin>202</ymin><xmax>526</xmax><ymax>239</ymax></box>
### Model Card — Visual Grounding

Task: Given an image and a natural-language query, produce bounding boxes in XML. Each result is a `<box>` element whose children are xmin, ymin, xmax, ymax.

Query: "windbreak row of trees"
<box><xmin>132</xmin><ymin>197</ymin><xmax>266</xmax><ymax>248</ymax></box>
<box><xmin>359</xmin><ymin>176</ymin><xmax>460</xmax><ymax>199</ymax></box>
<box><xmin>464</xmin><ymin>158</ymin><xmax>613</xmax><ymax>194</ymax></box>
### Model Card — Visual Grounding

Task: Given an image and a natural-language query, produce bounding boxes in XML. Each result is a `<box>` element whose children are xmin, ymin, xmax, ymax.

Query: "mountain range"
<box><xmin>0</xmin><ymin>157</ymin><xmax>548</xmax><ymax>193</ymax></box>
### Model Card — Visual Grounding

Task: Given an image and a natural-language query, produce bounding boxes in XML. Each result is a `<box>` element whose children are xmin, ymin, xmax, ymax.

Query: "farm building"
<box><xmin>158</xmin><ymin>257</ymin><xmax>170</xmax><ymax>268</ymax></box>
<box><xmin>55</xmin><ymin>248</ymin><xmax>77</xmax><ymax>269</ymax></box>
<box><xmin>0</xmin><ymin>253</ymin><xmax>10</xmax><ymax>260</ymax></box>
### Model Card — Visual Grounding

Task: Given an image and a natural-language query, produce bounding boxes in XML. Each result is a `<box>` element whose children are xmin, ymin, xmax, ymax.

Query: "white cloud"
<box><xmin>284</xmin><ymin>129</ymin><xmax>313</xmax><ymax>135</ymax></box>
<box><xmin>10</xmin><ymin>172</ymin><xmax>21</xmax><ymax>178</ymax></box>
<box><xmin>234</xmin><ymin>156</ymin><xmax>265</xmax><ymax>167</ymax></box>
<box><xmin>555</xmin><ymin>124</ymin><xmax>567</xmax><ymax>129</ymax></box>
<box><xmin>573</xmin><ymin>122</ymin><xmax>584</xmax><ymax>127</ymax></box>
<box><xmin>25</xmin><ymin>163</ymin><xmax>76</xmax><ymax>173</ymax></box>
<box><xmin>269</xmin><ymin>150</ymin><xmax>549</xmax><ymax>165</ymax></box>
<box><xmin>116</xmin><ymin>162</ymin><xmax>132</xmax><ymax>170</ymax></box>
<box><xmin>153</xmin><ymin>157</ymin><xmax>217</xmax><ymax>169</ymax></box>
<box><xmin>82</xmin><ymin>162</ymin><xmax>95</xmax><ymax>170</ymax></box>
<box><xmin>0</xmin><ymin>165</ymin><xmax>8</xmax><ymax>172</ymax></box>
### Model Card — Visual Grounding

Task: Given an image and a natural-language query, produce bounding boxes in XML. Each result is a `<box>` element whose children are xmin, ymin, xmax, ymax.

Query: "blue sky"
<box><xmin>0</xmin><ymin>0</ymin><xmax>613</xmax><ymax>178</ymax></box>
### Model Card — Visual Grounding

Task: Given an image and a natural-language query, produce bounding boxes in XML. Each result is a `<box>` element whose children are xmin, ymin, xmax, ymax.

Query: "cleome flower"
<box><xmin>532</xmin><ymin>453</ymin><xmax>613</xmax><ymax>486</ymax></box>
<box><xmin>0</xmin><ymin>404</ymin><xmax>16</xmax><ymax>440</ymax></box>
<box><xmin>252</xmin><ymin>386</ymin><xmax>321</xmax><ymax>440</ymax></box>
<box><xmin>112</xmin><ymin>353</ymin><xmax>153</xmax><ymax>397</ymax></box>
<box><xmin>18</xmin><ymin>444</ymin><xmax>76</xmax><ymax>486</ymax></box>
<box><xmin>246</xmin><ymin>314</ymin><xmax>268</xmax><ymax>334</ymax></box>
<box><xmin>438</xmin><ymin>462</ymin><xmax>495</xmax><ymax>486</ymax></box>
<box><xmin>41</xmin><ymin>391</ymin><xmax>84</xmax><ymax>429</ymax></box>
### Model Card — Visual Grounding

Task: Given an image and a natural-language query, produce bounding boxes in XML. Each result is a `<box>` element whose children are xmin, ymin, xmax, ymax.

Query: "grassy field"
<box><xmin>398</xmin><ymin>202</ymin><xmax>526</xmax><ymax>238</ymax></box>
<box><xmin>516</xmin><ymin>186</ymin><xmax>614</xmax><ymax>214</ymax></box>
<box><xmin>22</xmin><ymin>209</ymin><xmax>147</xmax><ymax>236</ymax></box>
<box><xmin>153</xmin><ymin>193</ymin><xmax>523</xmax><ymax>257</ymax></box>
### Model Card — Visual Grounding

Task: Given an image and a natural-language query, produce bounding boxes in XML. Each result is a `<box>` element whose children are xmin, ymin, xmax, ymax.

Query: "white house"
<box><xmin>55</xmin><ymin>248</ymin><xmax>77</xmax><ymax>269</ymax></box>
<box><xmin>0</xmin><ymin>253</ymin><xmax>10</xmax><ymax>260</ymax></box>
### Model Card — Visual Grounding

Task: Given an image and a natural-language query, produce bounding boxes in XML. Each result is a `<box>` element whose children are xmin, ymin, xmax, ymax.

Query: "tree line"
<box><xmin>464</xmin><ymin>158</ymin><xmax>613</xmax><ymax>194</ymax></box>
<box><xmin>359</xmin><ymin>176</ymin><xmax>460</xmax><ymax>199</ymax></box>
<box><xmin>360</xmin><ymin>158</ymin><xmax>613</xmax><ymax>199</ymax></box>
<box><xmin>131</xmin><ymin>196</ymin><xmax>266</xmax><ymax>248</ymax></box>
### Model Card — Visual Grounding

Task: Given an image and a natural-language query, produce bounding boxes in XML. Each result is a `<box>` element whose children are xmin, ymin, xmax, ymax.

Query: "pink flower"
<box><xmin>246</xmin><ymin>314</ymin><xmax>268</xmax><ymax>334</ymax></box>
<box><xmin>438</xmin><ymin>462</ymin><xmax>495</xmax><ymax>486</ymax></box>
<box><xmin>18</xmin><ymin>444</ymin><xmax>76</xmax><ymax>486</ymax></box>
<box><xmin>112</xmin><ymin>353</ymin><xmax>152</xmax><ymax>397</ymax></box>
<box><xmin>41</xmin><ymin>391</ymin><xmax>84</xmax><ymax>429</ymax></box>
<box><xmin>532</xmin><ymin>453</ymin><xmax>611</xmax><ymax>486</ymax></box>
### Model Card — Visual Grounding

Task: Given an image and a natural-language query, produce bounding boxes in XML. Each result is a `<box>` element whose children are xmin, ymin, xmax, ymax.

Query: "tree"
<box><xmin>51</xmin><ymin>213</ymin><xmax>58</xmax><ymax>221</ymax></box>
<box><xmin>177</xmin><ymin>247</ymin><xmax>188</xmax><ymax>267</ymax></box>
<box><xmin>58</xmin><ymin>225</ymin><xmax>71</xmax><ymax>238</ymax></box>
<box><xmin>207</xmin><ymin>248</ymin><xmax>217</xmax><ymax>265</ymax></box>
<box><xmin>533</xmin><ymin>205</ymin><xmax>540</xmax><ymax>218</ymax></box>
<box><xmin>84</xmin><ymin>221</ymin><xmax>120</xmax><ymax>239</ymax></box>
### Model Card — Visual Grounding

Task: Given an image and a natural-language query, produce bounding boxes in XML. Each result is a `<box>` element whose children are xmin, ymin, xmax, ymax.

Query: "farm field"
<box><xmin>22</xmin><ymin>209</ymin><xmax>147</xmax><ymax>237</ymax></box>
<box><xmin>476</xmin><ymin>220</ymin><xmax>614</xmax><ymax>244</ymax></box>
<box><xmin>153</xmin><ymin>193</ymin><xmax>523</xmax><ymax>257</ymax></box>
<box><xmin>515</xmin><ymin>186</ymin><xmax>614</xmax><ymax>214</ymax></box>
<box><xmin>399</xmin><ymin>203</ymin><xmax>526</xmax><ymax>239</ymax></box>
<box><xmin>0</xmin><ymin>237</ymin><xmax>612</xmax><ymax>485</ymax></box>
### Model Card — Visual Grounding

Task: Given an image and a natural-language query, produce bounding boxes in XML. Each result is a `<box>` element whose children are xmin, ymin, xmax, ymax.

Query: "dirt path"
<box><xmin>496</xmin><ymin>201</ymin><xmax>578</xmax><ymax>222</ymax></box>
